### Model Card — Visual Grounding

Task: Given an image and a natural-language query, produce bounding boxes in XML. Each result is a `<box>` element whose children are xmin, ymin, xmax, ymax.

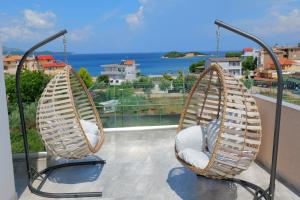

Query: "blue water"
<box><xmin>55</xmin><ymin>52</ymin><xmax>221</xmax><ymax>77</ymax></box>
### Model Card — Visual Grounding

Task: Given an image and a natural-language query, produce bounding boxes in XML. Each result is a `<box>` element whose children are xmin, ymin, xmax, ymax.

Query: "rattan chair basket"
<box><xmin>36</xmin><ymin>66</ymin><xmax>104</xmax><ymax>159</ymax></box>
<box><xmin>176</xmin><ymin>64</ymin><xmax>262</xmax><ymax>178</ymax></box>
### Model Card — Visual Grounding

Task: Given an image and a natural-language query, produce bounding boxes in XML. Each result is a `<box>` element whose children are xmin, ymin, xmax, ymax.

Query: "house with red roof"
<box><xmin>101</xmin><ymin>59</ymin><xmax>140</xmax><ymax>85</ymax></box>
<box><xmin>3</xmin><ymin>55</ymin><xmax>38</xmax><ymax>74</ymax></box>
<box><xmin>267</xmin><ymin>58</ymin><xmax>296</xmax><ymax>70</ymax></box>
<box><xmin>36</xmin><ymin>55</ymin><xmax>67</xmax><ymax>75</ymax></box>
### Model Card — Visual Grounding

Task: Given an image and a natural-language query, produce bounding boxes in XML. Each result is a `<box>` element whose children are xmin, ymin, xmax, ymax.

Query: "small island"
<box><xmin>163</xmin><ymin>51</ymin><xmax>208</xmax><ymax>58</ymax></box>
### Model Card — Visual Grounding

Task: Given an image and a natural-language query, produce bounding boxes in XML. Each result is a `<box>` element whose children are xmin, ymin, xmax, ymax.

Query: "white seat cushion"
<box><xmin>85</xmin><ymin>132</ymin><xmax>99</xmax><ymax>148</ymax></box>
<box><xmin>80</xmin><ymin>119</ymin><xmax>99</xmax><ymax>147</ymax></box>
<box><xmin>206</xmin><ymin>120</ymin><xmax>220</xmax><ymax>153</ymax></box>
<box><xmin>80</xmin><ymin>119</ymin><xmax>99</xmax><ymax>135</ymax></box>
<box><xmin>175</xmin><ymin>125</ymin><xmax>204</xmax><ymax>153</ymax></box>
<box><xmin>178</xmin><ymin>148</ymin><xmax>209</xmax><ymax>169</ymax></box>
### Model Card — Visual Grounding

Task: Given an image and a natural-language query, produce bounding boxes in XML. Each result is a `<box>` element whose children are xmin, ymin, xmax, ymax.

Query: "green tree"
<box><xmin>78</xmin><ymin>67</ymin><xmax>93</xmax><ymax>88</ymax></box>
<box><xmin>177</xmin><ymin>70</ymin><xmax>183</xmax><ymax>79</ymax></box>
<box><xmin>133</xmin><ymin>76</ymin><xmax>154</xmax><ymax>93</ymax></box>
<box><xmin>242</xmin><ymin>56</ymin><xmax>257</xmax><ymax>71</ymax></box>
<box><xmin>163</xmin><ymin>73</ymin><xmax>173</xmax><ymax>81</ymax></box>
<box><xmin>225</xmin><ymin>52</ymin><xmax>242</xmax><ymax>57</ymax></box>
<box><xmin>159</xmin><ymin>79</ymin><xmax>171</xmax><ymax>91</ymax></box>
<box><xmin>172</xmin><ymin>78</ymin><xmax>184</xmax><ymax>92</ymax></box>
<box><xmin>185</xmin><ymin>75</ymin><xmax>197</xmax><ymax>91</ymax></box>
<box><xmin>96</xmin><ymin>75</ymin><xmax>109</xmax><ymax>83</ymax></box>
<box><xmin>298</xmin><ymin>43</ymin><xmax>300</xmax><ymax>47</ymax></box>
<box><xmin>172</xmin><ymin>71</ymin><xmax>184</xmax><ymax>92</ymax></box>
<box><xmin>5</xmin><ymin>70</ymin><xmax>50</xmax><ymax>103</ymax></box>
<box><xmin>189</xmin><ymin>60</ymin><xmax>205</xmax><ymax>73</ymax></box>
<box><xmin>241</xmin><ymin>78</ymin><xmax>253</xmax><ymax>89</ymax></box>
<box><xmin>244</xmin><ymin>69</ymin><xmax>250</xmax><ymax>79</ymax></box>
<box><xmin>121</xmin><ymin>81</ymin><xmax>133</xmax><ymax>89</ymax></box>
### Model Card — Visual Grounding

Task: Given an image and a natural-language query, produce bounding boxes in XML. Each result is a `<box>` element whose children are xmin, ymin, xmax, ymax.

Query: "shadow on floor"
<box><xmin>13</xmin><ymin>158</ymin><xmax>41</xmax><ymax>196</ymax></box>
<box><xmin>167</xmin><ymin>167</ymin><xmax>237</xmax><ymax>200</ymax></box>
<box><xmin>48</xmin><ymin>155</ymin><xmax>104</xmax><ymax>184</ymax></box>
<box><xmin>13</xmin><ymin>155</ymin><xmax>105</xmax><ymax>197</ymax></box>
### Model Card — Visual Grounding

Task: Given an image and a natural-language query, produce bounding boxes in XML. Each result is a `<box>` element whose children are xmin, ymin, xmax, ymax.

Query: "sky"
<box><xmin>0</xmin><ymin>0</ymin><xmax>300</xmax><ymax>53</ymax></box>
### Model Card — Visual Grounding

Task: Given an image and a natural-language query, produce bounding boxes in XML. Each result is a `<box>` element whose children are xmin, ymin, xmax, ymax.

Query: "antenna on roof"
<box><xmin>216</xmin><ymin>25</ymin><xmax>220</xmax><ymax>57</ymax></box>
<box><xmin>63</xmin><ymin>34</ymin><xmax>67</xmax><ymax>64</ymax></box>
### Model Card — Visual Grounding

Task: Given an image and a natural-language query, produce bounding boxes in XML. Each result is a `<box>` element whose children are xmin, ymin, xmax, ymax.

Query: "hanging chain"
<box><xmin>216</xmin><ymin>25</ymin><xmax>220</xmax><ymax>57</ymax></box>
<box><xmin>63</xmin><ymin>34</ymin><xmax>67</xmax><ymax>64</ymax></box>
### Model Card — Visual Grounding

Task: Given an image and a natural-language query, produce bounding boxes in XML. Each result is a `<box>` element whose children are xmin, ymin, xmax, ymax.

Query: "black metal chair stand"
<box><xmin>16</xmin><ymin>30</ymin><xmax>105</xmax><ymax>198</ymax></box>
<box><xmin>214</xmin><ymin>19</ymin><xmax>283</xmax><ymax>200</ymax></box>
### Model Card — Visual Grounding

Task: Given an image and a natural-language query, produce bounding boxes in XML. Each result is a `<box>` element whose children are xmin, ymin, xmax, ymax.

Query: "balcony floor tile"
<box><xmin>17</xmin><ymin>128</ymin><xmax>299</xmax><ymax>200</ymax></box>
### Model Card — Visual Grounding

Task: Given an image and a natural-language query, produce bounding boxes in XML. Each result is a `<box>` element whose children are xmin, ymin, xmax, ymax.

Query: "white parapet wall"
<box><xmin>0</xmin><ymin>45</ymin><xmax>17</xmax><ymax>200</ymax></box>
<box><xmin>254</xmin><ymin>94</ymin><xmax>300</xmax><ymax>194</ymax></box>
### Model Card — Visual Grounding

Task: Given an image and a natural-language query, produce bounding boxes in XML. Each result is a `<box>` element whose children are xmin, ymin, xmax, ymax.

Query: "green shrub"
<box><xmin>159</xmin><ymin>79</ymin><xmax>171</xmax><ymax>91</ymax></box>
<box><xmin>96</xmin><ymin>75</ymin><xmax>109</xmax><ymax>83</ymax></box>
<box><xmin>242</xmin><ymin>56</ymin><xmax>257</xmax><ymax>71</ymax></box>
<box><xmin>5</xmin><ymin>70</ymin><xmax>50</xmax><ymax>103</ymax></box>
<box><xmin>189</xmin><ymin>60</ymin><xmax>205</xmax><ymax>73</ymax></box>
<box><xmin>133</xmin><ymin>76</ymin><xmax>154</xmax><ymax>92</ymax></box>
<box><xmin>10</xmin><ymin>129</ymin><xmax>44</xmax><ymax>153</ymax></box>
<box><xmin>241</xmin><ymin>78</ymin><xmax>253</xmax><ymax>89</ymax></box>
<box><xmin>163</xmin><ymin>73</ymin><xmax>173</xmax><ymax>81</ymax></box>
<box><xmin>78</xmin><ymin>67</ymin><xmax>93</xmax><ymax>88</ymax></box>
<box><xmin>225</xmin><ymin>52</ymin><xmax>242</xmax><ymax>57</ymax></box>
<box><xmin>9</xmin><ymin>102</ymin><xmax>37</xmax><ymax>131</ymax></box>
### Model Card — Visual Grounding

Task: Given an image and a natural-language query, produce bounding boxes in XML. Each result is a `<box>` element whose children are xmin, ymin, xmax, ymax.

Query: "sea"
<box><xmin>55</xmin><ymin>52</ymin><xmax>224</xmax><ymax>77</ymax></box>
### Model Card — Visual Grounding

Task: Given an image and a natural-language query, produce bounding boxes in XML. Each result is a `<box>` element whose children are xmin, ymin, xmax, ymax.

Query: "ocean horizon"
<box><xmin>55</xmin><ymin>51</ymin><xmax>226</xmax><ymax>77</ymax></box>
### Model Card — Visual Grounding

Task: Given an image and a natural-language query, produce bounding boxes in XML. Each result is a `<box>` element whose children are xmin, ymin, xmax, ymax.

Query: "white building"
<box><xmin>207</xmin><ymin>57</ymin><xmax>242</xmax><ymax>77</ymax></box>
<box><xmin>241</xmin><ymin>48</ymin><xmax>261</xmax><ymax>66</ymax></box>
<box><xmin>101</xmin><ymin>60</ymin><xmax>139</xmax><ymax>85</ymax></box>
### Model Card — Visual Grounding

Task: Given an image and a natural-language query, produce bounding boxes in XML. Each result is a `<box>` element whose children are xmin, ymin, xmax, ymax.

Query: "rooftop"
<box><xmin>209</xmin><ymin>57</ymin><xmax>241</xmax><ymax>62</ymax></box>
<box><xmin>15</xmin><ymin>127</ymin><xmax>299</xmax><ymax>200</ymax></box>
<box><xmin>122</xmin><ymin>59</ymin><xmax>135</xmax><ymax>65</ymax></box>
<box><xmin>4</xmin><ymin>55</ymin><xmax>22</xmax><ymax>62</ymax></box>
<box><xmin>41</xmin><ymin>60</ymin><xmax>66</xmax><ymax>68</ymax></box>
<box><xmin>276</xmin><ymin>46</ymin><xmax>300</xmax><ymax>50</ymax></box>
<box><xmin>243</xmin><ymin>47</ymin><xmax>253</xmax><ymax>52</ymax></box>
<box><xmin>268</xmin><ymin>58</ymin><xmax>296</xmax><ymax>66</ymax></box>
<box><xmin>36</xmin><ymin>55</ymin><xmax>55</xmax><ymax>60</ymax></box>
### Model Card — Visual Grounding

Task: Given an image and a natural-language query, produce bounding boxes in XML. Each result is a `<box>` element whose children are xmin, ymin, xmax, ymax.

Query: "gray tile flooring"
<box><xmin>15</xmin><ymin>128</ymin><xmax>299</xmax><ymax>200</ymax></box>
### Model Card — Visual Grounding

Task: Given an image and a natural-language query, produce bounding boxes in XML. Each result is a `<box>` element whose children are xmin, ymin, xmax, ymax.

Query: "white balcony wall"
<box><xmin>0</xmin><ymin>46</ymin><xmax>17</xmax><ymax>200</ymax></box>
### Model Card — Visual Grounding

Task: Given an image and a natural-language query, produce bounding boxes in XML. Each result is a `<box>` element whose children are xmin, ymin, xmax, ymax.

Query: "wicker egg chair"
<box><xmin>36</xmin><ymin>66</ymin><xmax>104</xmax><ymax>159</ymax></box>
<box><xmin>175</xmin><ymin>64</ymin><xmax>261</xmax><ymax>179</ymax></box>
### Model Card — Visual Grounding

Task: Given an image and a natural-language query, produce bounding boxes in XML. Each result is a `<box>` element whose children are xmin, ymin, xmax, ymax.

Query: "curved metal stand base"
<box><xmin>28</xmin><ymin>160</ymin><xmax>106</xmax><ymax>198</ymax></box>
<box><xmin>225</xmin><ymin>178</ymin><xmax>270</xmax><ymax>200</ymax></box>
<box><xmin>196</xmin><ymin>175</ymin><xmax>270</xmax><ymax>200</ymax></box>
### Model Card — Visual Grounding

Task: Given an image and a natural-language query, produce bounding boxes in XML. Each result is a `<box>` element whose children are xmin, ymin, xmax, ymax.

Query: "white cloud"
<box><xmin>253</xmin><ymin>9</ymin><xmax>300</xmax><ymax>36</ymax></box>
<box><xmin>0</xmin><ymin>26</ymin><xmax>41</xmax><ymax>42</ymax></box>
<box><xmin>24</xmin><ymin>9</ymin><xmax>56</xmax><ymax>29</ymax></box>
<box><xmin>69</xmin><ymin>26</ymin><xmax>92</xmax><ymax>42</ymax></box>
<box><xmin>0</xmin><ymin>9</ymin><xmax>56</xmax><ymax>42</ymax></box>
<box><xmin>126</xmin><ymin>6</ymin><xmax>144</xmax><ymax>28</ymax></box>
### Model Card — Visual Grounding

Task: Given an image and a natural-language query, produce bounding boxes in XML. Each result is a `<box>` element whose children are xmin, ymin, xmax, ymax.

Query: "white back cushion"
<box><xmin>206</xmin><ymin>119</ymin><xmax>221</xmax><ymax>153</ymax></box>
<box><xmin>175</xmin><ymin>125</ymin><xmax>204</xmax><ymax>153</ymax></box>
<box><xmin>80</xmin><ymin>119</ymin><xmax>99</xmax><ymax>147</ymax></box>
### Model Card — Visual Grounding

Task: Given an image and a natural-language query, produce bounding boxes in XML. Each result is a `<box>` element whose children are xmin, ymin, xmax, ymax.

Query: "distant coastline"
<box><xmin>162</xmin><ymin>51</ymin><xmax>208</xmax><ymax>58</ymax></box>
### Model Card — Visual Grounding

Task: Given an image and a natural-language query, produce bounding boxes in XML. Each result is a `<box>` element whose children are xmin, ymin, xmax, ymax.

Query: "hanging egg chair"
<box><xmin>175</xmin><ymin>64</ymin><xmax>262</xmax><ymax>178</ymax></box>
<box><xmin>37</xmin><ymin>66</ymin><xmax>104</xmax><ymax>159</ymax></box>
